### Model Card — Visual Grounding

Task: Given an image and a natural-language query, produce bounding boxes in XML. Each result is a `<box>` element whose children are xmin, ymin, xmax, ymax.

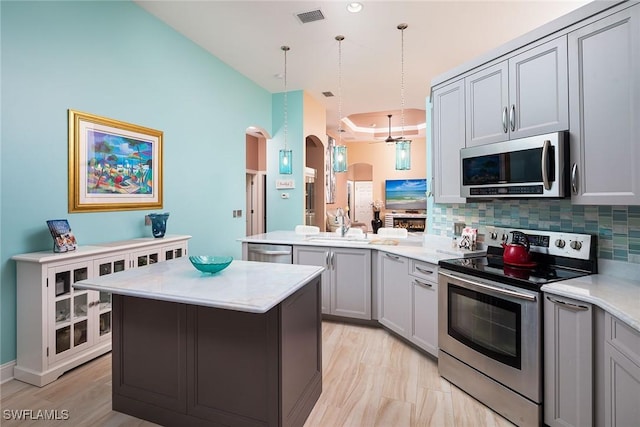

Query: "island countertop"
<box><xmin>74</xmin><ymin>257</ymin><xmax>324</xmax><ymax>313</ymax></box>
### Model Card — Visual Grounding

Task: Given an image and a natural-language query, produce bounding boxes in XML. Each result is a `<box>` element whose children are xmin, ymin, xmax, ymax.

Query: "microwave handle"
<box><xmin>571</xmin><ymin>163</ymin><xmax>579</xmax><ymax>194</ymax></box>
<box><xmin>541</xmin><ymin>140</ymin><xmax>551</xmax><ymax>190</ymax></box>
<box><xmin>502</xmin><ymin>107</ymin><xmax>508</xmax><ymax>133</ymax></box>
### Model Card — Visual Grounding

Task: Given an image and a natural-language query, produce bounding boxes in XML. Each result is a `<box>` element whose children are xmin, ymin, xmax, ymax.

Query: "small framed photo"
<box><xmin>68</xmin><ymin>109</ymin><xmax>163</xmax><ymax>212</ymax></box>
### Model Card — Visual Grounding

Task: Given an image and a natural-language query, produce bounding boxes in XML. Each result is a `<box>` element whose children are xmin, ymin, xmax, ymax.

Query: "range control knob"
<box><xmin>490</xmin><ymin>232</ymin><xmax>498</xmax><ymax>240</ymax></box>
<box><xmin>570</xmin><ymin>240</ymin><xmax>583</xmax><ymax>250</ymax></box>
<box><xmin>555</xmin><ymin>239</ymin><xmax>566</xmax><ymax>248</ymax></box>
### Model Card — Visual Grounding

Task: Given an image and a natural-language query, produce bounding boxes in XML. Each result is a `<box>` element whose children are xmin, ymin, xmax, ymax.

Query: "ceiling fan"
<box><xmin>384</xmin><ymin>114</ymin><xmax>411</xmax><ymax>144</ymax></box>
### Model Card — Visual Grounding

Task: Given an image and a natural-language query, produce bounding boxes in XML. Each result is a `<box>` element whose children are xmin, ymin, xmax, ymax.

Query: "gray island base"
<box><xmin>74</xmin><ymin>259</ymin><xmax>324</xmax><ymax>427</ymax></box>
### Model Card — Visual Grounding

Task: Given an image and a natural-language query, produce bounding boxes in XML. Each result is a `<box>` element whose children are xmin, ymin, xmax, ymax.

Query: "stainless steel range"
<box><xmin>437</xmin><ymin>227</ymin><xmax>597</xmax><ymax>427</ymax></box>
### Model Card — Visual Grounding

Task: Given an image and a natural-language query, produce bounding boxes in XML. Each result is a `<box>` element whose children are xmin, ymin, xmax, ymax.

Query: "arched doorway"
<box><xmin>245</xmin><ymin>126</ymin><xmax>270</xmax><ymax>236</ymax></box>
<box><xmin>305</xmin><ymin>135</ymin><xmax>325</xmax><ymax>230</ymax></box>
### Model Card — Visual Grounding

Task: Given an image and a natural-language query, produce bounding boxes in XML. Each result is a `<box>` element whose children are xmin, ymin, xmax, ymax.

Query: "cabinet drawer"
<box><xmin>410</xmin><ymin>260</ymin><xmax>438</xmax><ymax>282</ymax></box>
<box><xmin>606</xmin><ymin>313</ymin><xmax>640</xmax><ymax>367</ymax></box>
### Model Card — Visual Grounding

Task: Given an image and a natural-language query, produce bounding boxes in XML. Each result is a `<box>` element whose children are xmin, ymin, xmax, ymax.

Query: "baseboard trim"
<box><xmin>0</xmin><ymin>360</ymin><xmax>16</xmax><ymax>384</ymax></box>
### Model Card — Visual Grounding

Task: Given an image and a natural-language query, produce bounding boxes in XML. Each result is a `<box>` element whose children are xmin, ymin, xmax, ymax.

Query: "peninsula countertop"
<box><xmin>74</xmin><ymin>257</ymin><xmax>324</xmax><ymax>313</ymax></box>
<box><xmin>542</xmin><ymin>273</ymin><xmax>640</xmax><ymax>333</ymax></box>
<box><xmin>239</xmin><ymin>231</ymin><xmax>485</xmax><ymax>264</ymax></box>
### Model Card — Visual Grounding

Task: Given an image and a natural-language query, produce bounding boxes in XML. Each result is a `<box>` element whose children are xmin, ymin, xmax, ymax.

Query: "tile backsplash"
<box><xmin>429</xmin><ymin>200</ymin><xmax>640</xmax><ymax>264</ymax></box>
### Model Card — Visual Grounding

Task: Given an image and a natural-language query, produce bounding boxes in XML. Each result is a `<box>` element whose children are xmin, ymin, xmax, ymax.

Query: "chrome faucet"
<box><xmin>335</xmin><ymin>207</ymin><xmax>350</xmax><ymax>237</ymax></box>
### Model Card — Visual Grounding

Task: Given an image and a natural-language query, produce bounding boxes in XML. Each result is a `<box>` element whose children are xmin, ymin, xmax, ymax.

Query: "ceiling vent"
<box><xmin>296</xmin><ymin>9</ymin><xmax>325</xmax><ymax>24</ymax></box>
<box><xmin>322</xmin><ymin>91</ymin><xmax>334</xmax><ymax>97</ymax></box>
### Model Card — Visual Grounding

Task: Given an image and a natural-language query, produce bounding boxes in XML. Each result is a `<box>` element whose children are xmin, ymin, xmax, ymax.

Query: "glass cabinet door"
<box><xmin>49</xmin><ymin>262</ymin><xmax>92</xmax><ymax>362</ymax></box>
<box><xmin>162</xmin><ymin>244</ymin><xmax>186</xmax><ymax>261</ymax></box>
<box><xmin>92</xmin><ymin>254</ymin><xmax>126</xmax><ymax>343</ymax></box>
<box><xmin>131</xmin><ymin>249</ymin><xmax>160</xmax><ymax>268</ymax></box>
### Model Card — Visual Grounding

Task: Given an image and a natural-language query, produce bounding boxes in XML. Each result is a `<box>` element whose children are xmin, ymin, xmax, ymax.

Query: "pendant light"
<box><xmin>279</xmin><ymin>45</ymin><xmax>293</xmax><ymax>175</ymax></box>
<box><xmin>333</xmin><ymin>35</ymin><xmax>348</xmax><ymax>173</ymax></box>
<box><xmin>395</xmin><ymin>23</ymin><xmax>411</xmax><ymax>171</ymax></box>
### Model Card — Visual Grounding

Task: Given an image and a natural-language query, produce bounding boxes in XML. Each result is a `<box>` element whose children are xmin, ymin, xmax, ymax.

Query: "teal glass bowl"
<box><xmin>189</xmin><ymin>256</ymin><xmax>233</xmax><ymax>274</ymax></box>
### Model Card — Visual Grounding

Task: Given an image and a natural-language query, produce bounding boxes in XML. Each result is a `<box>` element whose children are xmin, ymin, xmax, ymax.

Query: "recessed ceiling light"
<box><xmin>347</xmin><ymin>2</ymin><xmax>363</xmax><ymax>13</ymax></box>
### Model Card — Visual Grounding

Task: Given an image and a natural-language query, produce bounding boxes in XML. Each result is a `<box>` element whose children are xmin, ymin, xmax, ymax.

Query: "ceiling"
<box><xmin>135</xmin><ymin>0</ymin><xmax>589</xmax><ymax>142</ymax></box>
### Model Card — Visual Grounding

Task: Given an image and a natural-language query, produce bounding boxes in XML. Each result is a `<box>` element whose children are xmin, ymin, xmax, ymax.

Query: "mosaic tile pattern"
<box><xmin>429</xmin><ymin>200</ymin><xmax>640</xmax><ymax>265</ymax></box>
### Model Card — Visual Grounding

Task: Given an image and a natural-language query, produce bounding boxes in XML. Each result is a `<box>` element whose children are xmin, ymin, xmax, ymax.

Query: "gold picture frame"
<box><xmin>68</xmin><ymin>109</ymin><xmax>163</xmax><ymax>212</ymax></box>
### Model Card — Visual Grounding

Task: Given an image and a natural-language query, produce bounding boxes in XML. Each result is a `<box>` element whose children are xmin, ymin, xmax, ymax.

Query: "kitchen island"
<box><xmin>74</xmin><ymin>257</ymin><xmax>324</xmax><ymax>427</ymax></box>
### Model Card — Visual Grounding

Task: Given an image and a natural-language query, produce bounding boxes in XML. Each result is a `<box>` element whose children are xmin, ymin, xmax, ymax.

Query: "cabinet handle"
<box><xmin>546</xmin><ymin>295</ymin><xmax>589</xmax><ymax>311</ymax></box>
<box><xmin>325</xmin><ymin>251</ymin><xmax>330</xmax><ymax>269</ymax></box>
<box><xmin>510</xmin><ymin>104</ymin><xmax>516</xmax><ymax>132</ymax></box>
<box><xmin>413</xmin><ymin>279</ymin><xmax>433</xmax><ymax>288</ymax></box>
<box><xmin>385</xmin><ymin>253</ymin><xmax>401</xmax><ymax>261</ymax></box>
<box><xmin>415</xmin><ymin>266</ymin><xmax>434</xmax><ymax>275</ymax></box>
<box><xmin>502</xmin><ymin>107</ymin><xmax>508</xmax><ymax>133</ymax></box>
<box><xmin>330</xmin><ymin>252</ymin><xmax>335</xmax><ymax>270</ymax></box>
<box><xmin>571</xmin><ymin>163</ymin><xmax>579</xmax><ymax>195</ymax></box>
<box><xmin>541</xmin><ymin>140</ymin><xmax>551</xmax><ymax>191</ymax></box>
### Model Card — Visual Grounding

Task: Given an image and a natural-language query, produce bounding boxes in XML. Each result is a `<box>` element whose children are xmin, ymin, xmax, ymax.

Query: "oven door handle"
<box><xmin>440</xmin><ymin>271</ymin><xmax>537</xmax><ymax>302</ymax></box>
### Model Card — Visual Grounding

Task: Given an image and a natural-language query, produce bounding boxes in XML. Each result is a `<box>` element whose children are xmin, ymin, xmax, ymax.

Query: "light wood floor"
<box><xmin>1</xmin><ymin>321</ymin><xmax>514</xmax><ymax>426</ymax></box>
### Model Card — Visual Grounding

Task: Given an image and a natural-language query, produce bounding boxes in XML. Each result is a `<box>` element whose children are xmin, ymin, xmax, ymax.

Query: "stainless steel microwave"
<box><xmin>460</xmin><ymin>131</ymin><xmax>568</xmax><ymax>199</ymax></box>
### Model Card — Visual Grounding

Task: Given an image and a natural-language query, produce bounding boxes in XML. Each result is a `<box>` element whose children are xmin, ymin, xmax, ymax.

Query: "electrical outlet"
<box><xmin>454</xmin><ymin>222</ymin><xmax>466</xmax><ymax>236</ymax></box>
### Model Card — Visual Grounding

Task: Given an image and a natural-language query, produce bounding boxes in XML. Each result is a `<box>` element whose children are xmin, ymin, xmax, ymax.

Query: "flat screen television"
<box><xmin>384</xmin><ymin>179</ymin><xmax>427</xmax><ymax>211</ymax></box>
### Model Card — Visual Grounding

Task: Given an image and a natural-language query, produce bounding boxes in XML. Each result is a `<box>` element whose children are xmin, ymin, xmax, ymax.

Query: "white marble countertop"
<box><xmin>74</xmin><ymin>257</ymin><xmax>324</xmax><ymax>314</ymax></box>
<box><xmin>240</xmin><ymin>231</ymin><xmax>485</xmax><ymax>265</ymax></box>
<box><xmin>542</xmin><ymin>273</ymin><xmax>640</xmax><ymax>333</ymax></box>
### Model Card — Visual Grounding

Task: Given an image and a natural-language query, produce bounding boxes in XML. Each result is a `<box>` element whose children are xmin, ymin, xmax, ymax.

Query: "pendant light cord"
<box><xmin>398</xmin><ymin>24</ymin><xmax>407</xmax><ymax>139</ymax></box>
<box><xmin>336</xmin><ymin>35</ymin><xmax>344</xmax><ymax>145</ymax></box>
<box><xmin>281</xmin><ymin>45</ymin><xmax>290</xmax><ymax>150</ymax></box>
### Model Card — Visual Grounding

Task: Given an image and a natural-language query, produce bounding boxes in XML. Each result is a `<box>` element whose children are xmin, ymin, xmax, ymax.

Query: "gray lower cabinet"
<box><xmin>409</xmin><ymin>260</ymin><xmax>438</xmax><ymax>357</ymax></box>
<box><xmin>604</xmin><ymin>312</ymin><xmax>640</xmax><ymax>427</ymax></box>
<box><xmin>378</xmin><ymin>252</ymin><xmax>411</xmax><ymax>336</ymax></box>
<box><xmin>293</xmin><ymin>245</ymin><xmax>371</xmax><ymax>320</ymax></box>
<box><xmin>544</xmin><ymin>293</ymin><xmax>593</xmax><ymax>427</ymax></box>
<box><xmin>568</xmin><ymin>3</ymin><xmax>640</xmax><ymax>205</ymax></box>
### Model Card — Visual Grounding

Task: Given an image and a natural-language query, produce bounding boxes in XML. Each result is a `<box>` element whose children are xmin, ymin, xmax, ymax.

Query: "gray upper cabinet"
<box><xmin>465</xmin><ymin>36</ymin><xmax>569</xmax><ymax>147</ymax></box>
<box><xmin>568</xmin><ymin>4</ymin><xmax>640</xmax><ymax>205</ymax></box>
<box><xmin>465</xmin><ymin>61</ymin><xmax>509</xmax><ymax>146</ymax></box>
<box><xmin>432</xmin><ymin>79</ymin><xmax>466</xmax><ymax>204</ymax></box>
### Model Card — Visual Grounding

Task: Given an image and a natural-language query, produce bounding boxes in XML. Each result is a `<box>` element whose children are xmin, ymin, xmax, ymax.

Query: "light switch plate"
<box><xmin>276</xmin><ymin>179</ymin><xmax>295</xmax><ymax>189</ymax></box>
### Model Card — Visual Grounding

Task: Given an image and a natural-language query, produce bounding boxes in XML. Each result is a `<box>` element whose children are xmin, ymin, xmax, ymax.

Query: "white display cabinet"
<box><xmin>12</xmin><ymin>234</ymin><xmax>190</xmax><ymax>387</ymax></box>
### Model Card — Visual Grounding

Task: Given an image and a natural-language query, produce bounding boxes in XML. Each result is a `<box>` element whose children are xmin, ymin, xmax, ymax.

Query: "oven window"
<box><xmin>447</xmin><ymin>284</ymin><xmax>521</xmax><ymax>369</ymax></box>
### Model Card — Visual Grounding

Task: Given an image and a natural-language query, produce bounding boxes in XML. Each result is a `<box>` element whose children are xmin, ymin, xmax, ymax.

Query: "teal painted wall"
<box><xmin>268</xmin><ymin>91</ymin><xmax>305</xmax><ymax>231</ymax></box>
<box><xmin>0</xmin><ymin>1</ymin><xmax>287</xmax><ymax>364</ymax></box>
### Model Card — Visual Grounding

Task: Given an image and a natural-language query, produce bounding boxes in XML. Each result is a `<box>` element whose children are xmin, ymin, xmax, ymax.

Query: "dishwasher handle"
<box><xmin>248</xmin><ymin>249</ymin><xmax>291</xmax><ymax>256</ymax></box>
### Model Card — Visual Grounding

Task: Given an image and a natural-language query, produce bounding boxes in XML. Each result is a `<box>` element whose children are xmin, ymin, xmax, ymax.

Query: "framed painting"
<box><xmin>68</xmin><ymin>109</ymin><xmax>163</xmax><ymax>212</ymax></box>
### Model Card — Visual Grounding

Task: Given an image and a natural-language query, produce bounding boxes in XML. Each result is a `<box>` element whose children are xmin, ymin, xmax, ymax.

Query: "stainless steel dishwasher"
<box><xmin>246</xmin><ymin>243</ymin><xmax>293</xmax><ymax>264</ymax></box>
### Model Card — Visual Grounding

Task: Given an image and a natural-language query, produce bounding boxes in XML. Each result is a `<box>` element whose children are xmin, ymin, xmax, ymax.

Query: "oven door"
<box><xmin>438</xmin><ymin>270</ymin><xmax>541</xmax><ymax>403</ymax></box>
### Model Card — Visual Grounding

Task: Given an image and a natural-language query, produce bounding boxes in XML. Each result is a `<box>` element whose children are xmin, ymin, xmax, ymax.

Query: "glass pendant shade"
<box><xmin>333</xmin><ymin>145</ymin><xmax>348</xmax><ymax>173</ymax></box>
<box><xmin>279</xmin><ymin>149</ymin><xmax>292</xmax><ymax>174</ymax></box>
<box><xmin>395</xmin><ymin>140</ymin><xmax>411</xmax><ymax>170</ymax></box>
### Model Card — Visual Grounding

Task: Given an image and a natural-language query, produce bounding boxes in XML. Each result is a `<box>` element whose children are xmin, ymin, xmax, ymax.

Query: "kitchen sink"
<box><xmin>305</xmin><ymin>235</ymin><xmax>371</xmax><ymax>245</ymax></box>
